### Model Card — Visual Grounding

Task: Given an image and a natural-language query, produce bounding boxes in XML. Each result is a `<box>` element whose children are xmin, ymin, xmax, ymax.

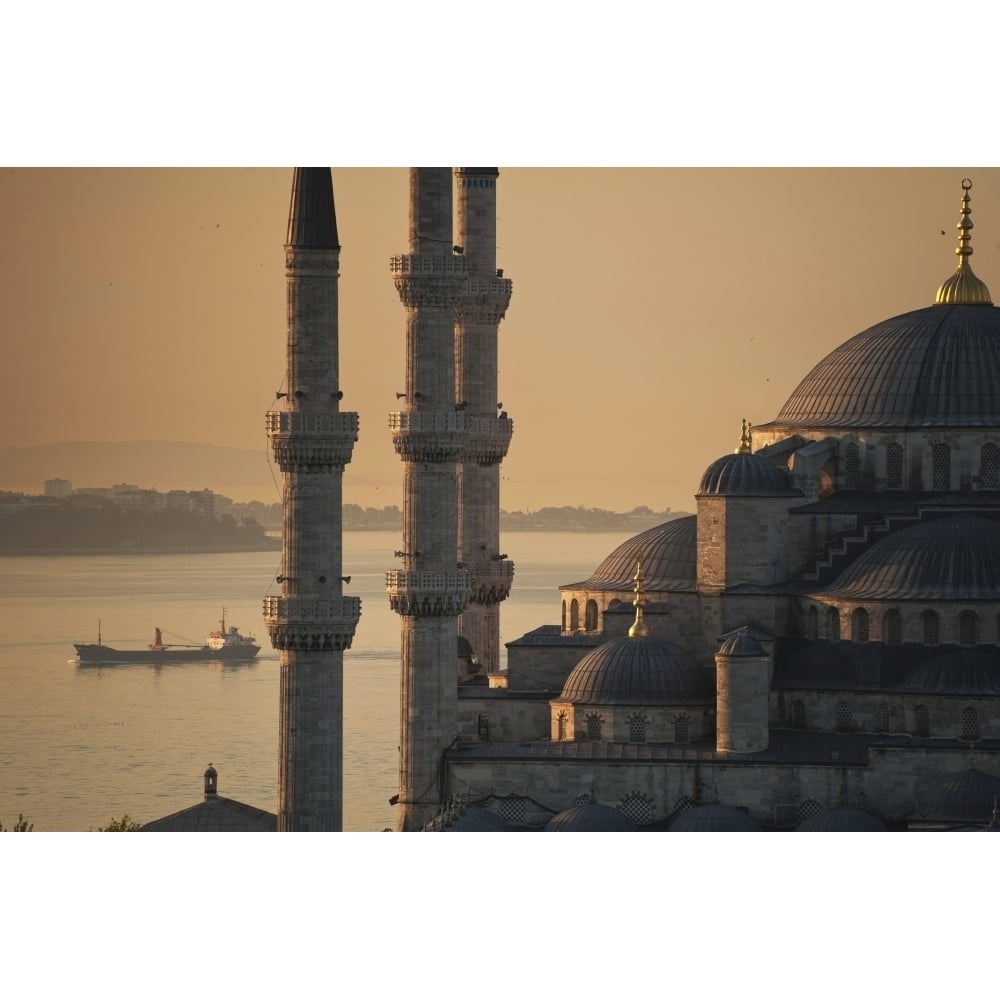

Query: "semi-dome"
<box><xmin>558</xmin><ymin>635</ymin><xmax>712</xmax><ymax>706</ymax></box>
<box><xmin>915</xmin><ymin>769</ymin><xmax>1000</xmax><ymax>825</ymax></box>
<box><xmin>563</xmin><ymin>516</ymin><xmax>696</xmax><ymax>592</ymax></box>
<box><xmin>796</xmin><ymin>807</ymin><xmax>887</xmax><ymax>832</ymax></box>
<box><xmin>820</xmin><ymin>513</ymin><xmax>1000</xmax><ymax>600</ymax></box>
<box><xmin>545</xmin><ymin>803</ymin><xmax>638</xmax><ymax>832</ymax></box>
<box><xmin>900</xmin><ymin>648</ymin><xmax>1000</xmax><ymax>695</ymax></box>
<box><xmin>667</xmin><ymin>804</ymin><xmax>762</xmax><ymax>832</ymax></box>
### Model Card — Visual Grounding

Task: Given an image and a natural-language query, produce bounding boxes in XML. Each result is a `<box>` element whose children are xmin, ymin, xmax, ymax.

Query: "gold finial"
<box><xmin>935</xmin><ymin>178</ymin><xmax>992</xmax><ymax>305</ymax></box>
<box><xmin>735</xmin><ymin>418</ymin><xmax>752</xmax><ymax>455</ymax></box>
<box><xmin>629</xmin><ymin>558</ymin><xmax>651</xmax><ymax>638</ymax></box>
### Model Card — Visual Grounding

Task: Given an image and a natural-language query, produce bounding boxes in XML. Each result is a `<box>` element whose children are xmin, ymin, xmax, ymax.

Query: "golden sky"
<box><xmin>3</xmin><ymin>167</ymin><xmax>999</xmax><ymax>512</ymax></box>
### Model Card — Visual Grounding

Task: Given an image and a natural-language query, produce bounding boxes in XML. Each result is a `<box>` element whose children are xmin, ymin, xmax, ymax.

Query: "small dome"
<box><xmin>901</xmin><ymin>648</ymin><xmax>1000</xmax><ymax>695</ymax></box>
<box><xmin>565</xmin><ymin>516</ymin><xmax>697</xmax><ymax>592</ymax></box>
<box><xmin>427</xmin><ymin>807</ymin><xmax>510</xmax><ymax>832</ymax></box>
<box><xmin>916</xmin><ymin>769</ymin><xmax>1000</xmax><ymax>825</ymax></box>
<box><xmin>717</xmin><ymin>627</ymin><xmax>767</xmax><ymax>657</ymax></box>
<box><xmin>668</xmin><ymin>804</ymin><xmax>761</xmax><ymax>831</ymax></box>
<box><xmin>546</xmin><ymin>803</ymin><xmax>638</xmax><ymax>832</ymax></box>
<box><xmin>558</xmin><ymin>635</ymin><xmax>712</xmax><ymax>706</ymax></box>
<box><xmin>820</xmin><ymin>514</ymin><xmax>1000</xmax><ymax>601</ymax></box>
<box><xmin>697</xmin><ymin>451</ymin><xmax>799</xmax><ymax>497</ymax></box>
<box><xmin>797</xmin><ymin>807</ymin><xmax>887</xmax><ymax>831</ymax></box>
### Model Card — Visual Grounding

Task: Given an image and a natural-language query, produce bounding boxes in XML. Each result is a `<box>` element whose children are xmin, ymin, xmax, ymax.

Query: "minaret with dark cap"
<box><xmin>455</xmin><ymin>168</ymin><xmax>514</xmax><ymax>677</ymax></box>
<box><xmin>387</xmin><ymin>168</ymin><xmax>471</xmax><ymax>832</ymax></box>
<box><xmin>264</xmin><ymin>168</ymin><xmax>360</xmax><ymax>831</ymax></box>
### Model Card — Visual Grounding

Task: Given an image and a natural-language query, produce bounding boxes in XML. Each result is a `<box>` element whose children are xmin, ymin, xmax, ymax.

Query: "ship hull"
<box><xmin>74</xmin><ymin>643</ymin><xmax>260</xmax><ymax>665</ymax></box>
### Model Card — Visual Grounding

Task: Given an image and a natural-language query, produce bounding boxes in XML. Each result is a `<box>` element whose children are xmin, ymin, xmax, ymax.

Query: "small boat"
<box><xmin>74</xmin><ymin>610</ymin><xmax>260</xmax><ymax>664</ymax></box>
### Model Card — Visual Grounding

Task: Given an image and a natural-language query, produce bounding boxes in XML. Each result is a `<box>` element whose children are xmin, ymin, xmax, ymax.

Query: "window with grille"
<box><xmin>843</xmin><ymin>442</ymin><xmax>860</xmax><ymax>489</ymax></box>
<box><xmin>886</xmin><ymin>442</ymin><xmax>904</xmax><ymax>489</ymax></box>
<box><xmin>960</xmin><ymin>610</ymin><xmax>978</xmax><ymax>646</ymax></box>
<box><xmin>884</xmin><ymin>609</ymin><xmax>902</xmax><ymax>644</ymax></box>
<box><xmin>932</xmin><ymin>443</ymin><xmax>951</xmax><ymax>490</ymax></box>
<box><xmin>619</xmin><ymin>792</ymin><xmax>654</xmax><ymax>827</ymax></box>
<box><xmin>569</xmin><ymin>599</ymin><xmax>580</xmax><ymax>631</ymax></box>
<box><xmin>674</xmin><ymin>713</ymin><xmax>689</xmax><ymax>744</ymax></box>
<box><xmin>797</xmin><ymin>799</ymin><xmax>823</xmax><ymax>823</ymax></box>
<box><xmin>585</xmin><ymin>713</ymin><xmax>602</xmax><ymax>740</ymax></box>
<box><xmin>921</xmin><ymin>610</ymin><xmax>939</xmax><ymax>645</ymax></box>
<box><xmin>914</xmin><ymin>704</ymin><xmax>930</xmax><ymax>738</ymax></box>
<box><xmin>878</xmin><ymin>702</ymin><xmax>891</xmax><ymax>732</ymax></box>
<box><xmin>827</xmin><ymin>607</ymin><xmax>841</xmax><ymax>641</ymax></box>
<box><xmin>980</xmin><ymin>444</ymin><xmax>1000</xmax><ymax>489</ymax></box>
<box><xmin>556</xmin><ymin>712</ymin><xmax>568</xmax><ymax>741</ymax></box>
<box><xmin>573</xmin><ymin>792</ymin><xmax>594</xmax><ymax>806</ymax></box>
<box><xmin>792</xmin><ymin>700</ymin><xmax>807</xmax><ymax>729</ymax></box>
<box><xmin>497</xmin><ymin>797</ymin><xmax>525</xmax><ymax>826</ymax></box>
<box><xmin>585</xmin><ymin>600</ymin><xmax>598</xmax><ymax>631</ymax></box>
<box><xmin>961</xmin><ymin>706</ymin><xmax>980</xmax><ymax>741</ymax></box>
<box><xmin>852</xmin><ymin>608</ymin><xmax>870</xmax><ymax>642</ymax></box>
<box><xmin>628</xmin><ymin>714</ymin><xmax>647</xmax><ymax>743</ymax></box>
<box><xmin>807</xmin><ymin>606</ymin><xmax>818</xmax><ymax>638</ymax></box>
<box><xmin>835</xmin><ymin>701</ymin><xmax>853</xmax><ymax>731</ymax></box>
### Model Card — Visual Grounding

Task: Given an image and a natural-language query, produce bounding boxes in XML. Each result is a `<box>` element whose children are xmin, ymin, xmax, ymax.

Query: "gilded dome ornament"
<box><xmin>736</xmin><ymin>418</ymin><xmax>752</xmax><ymax>455</ymax></box>
<box><xmin>935</xmin><ymin>178</ymin><xmax>992</xmax><ymax>305</ymax></box>
<box><xmin>629</xmin><ymin>559</ymin><xmax>651</xmax><ymax>638</ymax></box>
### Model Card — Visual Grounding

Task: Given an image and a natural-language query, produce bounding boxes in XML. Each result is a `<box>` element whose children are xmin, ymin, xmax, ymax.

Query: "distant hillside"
<box><xmin>0</xmin><ymin>441</ymin><xmax>278</xmax><ymax>503</ymax></box>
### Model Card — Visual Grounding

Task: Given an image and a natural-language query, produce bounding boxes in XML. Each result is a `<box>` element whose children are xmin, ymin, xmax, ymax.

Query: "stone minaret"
<box><xmin>387</xmin><ymin>168</ymin><xmax>471</xmax><ymax>832</ymax></box>
<box><xmin>455</xmin><ymin>168</ymin><xmax>514</xmax><ymax>677</ymax></box>
<box><xmin>264</xmin><ymin>168</ymin><xmax>360</xmax><ymax>831</ymax></box>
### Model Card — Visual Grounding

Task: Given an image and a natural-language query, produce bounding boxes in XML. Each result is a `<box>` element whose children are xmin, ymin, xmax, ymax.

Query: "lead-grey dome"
<box><xmin>667</xmin><ymin>804</ymin><xmax>761</xmax><ymax>831</ymax></box>
<box><xmin>564</xmin><ymin>516</ymin><xmax>696</xmax><ymax>591</ymax></box>
<box><xmin>796</xmin><ymin>807</ymin><xmax>887</xmax><ymax>831</ymax></box>
<box><xmin>915</xmin><ymin>769</ymin><xmax>1000</xmax><ymax>825</ymax></box>
<box><xmin>821</xmin><ymin>513</ymin><xmax>1000</xmax><ymax>600</ymax></box>
<box><xmin>545</xmin><ymin>803</ymin><xmax>638</xmax><ymax>832</ymax></box>
<box><xmin>697</xmin><ymin>451</ymin><xmax>799</xmax><ymax>497</ymax></box>
<box><xmin>558</xmin><ymin>635</ymin><xmax>712</xmax><ymax>705</ymax></box>
<box><xmin>900</xmin><ymin>648</ymin><xmax>1000</xmax><ymax>695</ymax></box>
<box><xmin>764</xmin><ymin>304</ymin><xmax>1000</xmax><ymax>430</ymax></box>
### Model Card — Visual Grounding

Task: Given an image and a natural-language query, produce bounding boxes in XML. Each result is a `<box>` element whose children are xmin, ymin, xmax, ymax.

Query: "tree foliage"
<box><xmin>0</xmin><ymin>813</ymin><xmax>33</xmax><ymax>832</ymax></box>
<box><xmin>97</xmin><ymin>814</ymin><xmax>142</xmax><ymax>832</ymax></box>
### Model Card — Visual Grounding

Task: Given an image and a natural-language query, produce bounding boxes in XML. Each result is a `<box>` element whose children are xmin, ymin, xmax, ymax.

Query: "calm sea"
<box><xmin>0</xmin><ymin>531</ymin><xmax>630</xmax><ymax>832</ymax></box>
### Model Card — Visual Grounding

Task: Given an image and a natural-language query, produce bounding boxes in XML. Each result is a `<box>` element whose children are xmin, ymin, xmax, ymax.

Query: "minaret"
<box><xmin>455</xmin><ymin>168</ymin><xmax>514</xmax><ymax>677</ymax></box>
<box><xmin>264</xmin><ymin>168</ymin><xmax>360</xmax><ymax>831</ymax></box>
<box><xmin>387</xmin><ymin>168</ymin><xmax>471</xmax><ymax>832</ymax></box>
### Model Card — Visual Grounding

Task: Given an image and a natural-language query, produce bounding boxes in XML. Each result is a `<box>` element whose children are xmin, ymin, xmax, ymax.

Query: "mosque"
<box><xmin>437</xmin><ymin>176</ymin><xmax>1000</xmax><ymax>832</ymax></box>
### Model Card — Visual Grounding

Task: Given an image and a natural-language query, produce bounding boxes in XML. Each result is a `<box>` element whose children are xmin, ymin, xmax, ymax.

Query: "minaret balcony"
<box><xmin>267</xmin><ymin>410</ymin><xmax>360</xmax><ymax>472</ymax></box>
<box><xmin>388</xmin><ymin>411</ymin><xmax>468</xmax><ymax>462</ymax></box>
<box><xmin>461</xmin><ymin>415</ymin><xmax>513</xmax><ymax>465</ymax></box>
<box><xmin>463</xmin><ymin>559</ymin><xmax>515</xmax><ymax>605</ymax></box>
<box><xmin>262</xmin><ymin>595</ymin><xmax>362</xmax><ymax>652</ymax></box>
<box><xmin>385</xmin><ymin>569</ymin><xmax>472</xmax><ymax>617</ymax></box>
<box><xmin>457</xmin><ymin>276</ymin><xmax>513</xmax><ymax>324</ymax></box>
<box><xmin>390</xmin><ymin>254</ymin><xmax>466</xmax><ymax>308</ymax></box>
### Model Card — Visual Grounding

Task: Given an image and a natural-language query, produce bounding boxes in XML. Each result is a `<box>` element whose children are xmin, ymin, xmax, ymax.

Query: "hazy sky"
<box><xmin>4</xmin><ymin>167</ymin><xmax>999</xmax><ymax>512</ymax></box>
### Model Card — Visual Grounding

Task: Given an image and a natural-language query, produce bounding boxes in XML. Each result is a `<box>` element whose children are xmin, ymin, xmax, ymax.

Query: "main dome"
<box><xmin>763</xmin><ymin>303</ymin><xmax>1000</xmax><ymax>430</ymax></box>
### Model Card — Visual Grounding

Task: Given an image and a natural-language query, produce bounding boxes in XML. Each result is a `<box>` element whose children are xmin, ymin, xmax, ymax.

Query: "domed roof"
<box><xmin>901</xmin><ymin>648</ymin><xmax>1000</xmax><ymax>695</ymax></box>
<box><xmin>820</xmin><ymin>513</ymin><xmax>1000</xmax><ymax>600</ymax></box>
<box><xmin>667</xmin><ymin>804</ymin><xmax>761</xmax><ymax>832</ymax></box>
<box><xmin>545</xmin><ymin>803</ymin><xmax>638</xmax><ymax>832</ymax></box>
<box><xmin>558</xmin><ymin>635</ymin><xmax>711</xmax><ymax>706</ymax></box>
<box><xmin>915</xmin><ymin>769</ymin><xmax>1000</xmax><ymax>825</ymax></box>
<box><xmin>717</xmin><ymin>627</ymin><xmax>767</xmax><ymax>657</ymax></box>
<box><xmin>697</xmin><ymin>451</ymin><xmax>799</xmax><ymax>497</ymax></box>
<box><xmin>765</xmin><ymin>305</ymin><xmax>1000</xmax><ymax>430</ymax></box>
<box><xmin>426</xmin><ymin>806</ymin><xmax>511</xmax><ymax>832</ymax></box>
<box><xmin>796</xmin><ymin>807</ymin><xmax>887</xmax><ymax>832</ymax></box>
<box><xmin>565</xmin><ymin>516</ymin><xmax>696</xmax><ymax>591</ymax></box>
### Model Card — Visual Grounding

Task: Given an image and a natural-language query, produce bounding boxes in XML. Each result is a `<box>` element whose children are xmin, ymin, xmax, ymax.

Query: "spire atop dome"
<box><xmin>736</xmin><ymin>418</ymin><xmax>753</xmax><ymax>455</ymax></box>
<box><xmin>286</xmin><ymin>168</ymin><xmax>340</xmax><ymax>249</ymax></box>
<box><xmin>629</xmin><ymin>559</ymin><xmax>651</xmax><ymax>638</ymax></box>
<box><xmin>935</xmin><ymin>178</ymin><xmax>992</xmax><ymax>306</ymax></box>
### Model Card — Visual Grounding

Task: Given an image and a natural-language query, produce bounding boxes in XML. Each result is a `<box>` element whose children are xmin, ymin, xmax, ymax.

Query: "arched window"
<box><xmin>827</xmin><ymin>607</ymin><xmax>841</xmax><ymax>641</ymax></box>
<box><xmin>556</xmin><ymin>712</ymin><xmax>568</xmax><ymax>741</ymax></box>
<box><xmin>884</xmin><ymin>609</ymin><xmax>902</xmax><ymax>644</ymax></box>
<box><xmin>628</xmin><ymin>714</ymin><xmax>647</xmax><ymax>743</ymax></box>
<box><xmin>792</xmin><ymin>700</ymin><xmax>807</xmax><ymax>729</ymax></box>
<box><xmin>674</xmin><ymin>713</ymin><xmax>690</xmax><ymax>744</ymax></box>
<box><xmin>914</xmin><ymin>704</ymin><xmax>930</xmax><ymax>738</ymax></box>
<box><xmin>569</xmin><ymin>599</ymin><xmax>580</xmax><ymax>631</ymax></box>
<box><xmin>835</xmin><ymin>701</ymin><xmax>854</xmax><ymax>732</ymax></box>
<box><xmin>843</xmin><ymin>442</ymin><xmax>860</xmax><ymax>489</ymax></box>
<box><xmin>852</xmin><ymin>608</ymin><xmax>870</xmax><ymax>642</ymax></box>
<box><xmin>886</xmin><ymin>442</ymin><xmax>904</xmax><ymax>490</ymax></box>
<box><xmin>961</xmin><ymin>706</ymin><xmax>980</xmax><ymax>741</ymax></box>
<box><xmin>921</xmin><ymin>610</ymin><xmax>939</xmax><ymax>645</ymax></box>
<box><xmin>561</xmin><ymin>600</ymin><xmax>567</xmax><ymax>631</ymax></box>
<box><xmin>980</xmin><ymin>443</ymin><xmax>1000</xmax><ymax>489</ymax></box>
<box><xmin>932</xmin><ymin>443</ymin><xmax>951</xmax><ymax>490</ymax></box>
<box><xmin>585</xmin><ymin>713</ymin><xmax>602</xmax><ymax>741</ymax></box>
<box><xmin>878</xmin><ymin>702</ymin><xmax>891</xmax><ymax>733</ymax></box>
<box><xmin>960</xmin><ymin>610</ymin><xmax>978</xmax><ymax>646</ymax></box>
<box><xmin>585</xmin><ymin>599</ymin><xmax>598</xmax><ymax>631</ymax></box>
<box><xmin>806</xmin><ymin>606</ymin><xmax>818</xmax><ymax>639</ymax></box>
<box><xmin>618</xmin><ymin>792</ymin><xmax>654</xmax><ymax>827</ymax></box>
